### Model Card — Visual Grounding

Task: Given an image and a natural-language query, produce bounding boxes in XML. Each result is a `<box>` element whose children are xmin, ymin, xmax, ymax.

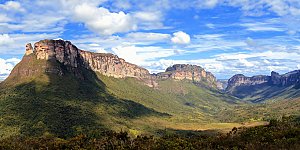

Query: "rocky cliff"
<box><xmin>23</xmin><ymin>39</ymin><xmax>150</xmax><ymax>79</ymax></box>
<box><xmin>227</xmin><ymin>71</ymin><xmax>300</xmax><ymax>92</ymax></box>
<box><xmin>226</xmin><ymin>70</ymin><xmax>300</xmax><ymax>101</ymax></box>
<box><xmin>156</xmin><ymin>64</ymin><xmax>216</xmax><ymax>86</ymax></box>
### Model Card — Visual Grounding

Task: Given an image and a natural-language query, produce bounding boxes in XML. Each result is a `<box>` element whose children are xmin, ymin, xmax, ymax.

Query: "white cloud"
<box><xmin>171</xmin><ymin>31</ymin><xmax>191</xmax><ymax>44</ymax></box>
<box><xmin>0</xmin><ymin>57</ymin><xmax>21</xmax><ymax>80</ymax></box>
<box><xmin>125</xmin><ymin>32</ymin><xmax>170</xmax><ymax>43</ymax></box>
<box><xmin>73</xmin><ymin>3</ymin><xmax>137</xmax><ymax>35</ymax></box>
<box><xmin>134</xmin><ymin>11</ymin><xmax>162</xmax><ymax>22</ymax></box>
<box><xmin>112</xmin><ymin>45</ymin><xmax>175</xmax><ymax>66</ymax></box>
<box><xmin>0</xmin><ymin>34</ymin><xmax>14</xmax><ymax>46</ymax></box>
<box><xmin>0</xmin><ymin>1</ymin><xmax>25</xmax><ymax>12</ymax></box>
<box><xmin>206</xmin><ymin>23</ymin><xmax>215</xmax><ymax>29</ymax></box>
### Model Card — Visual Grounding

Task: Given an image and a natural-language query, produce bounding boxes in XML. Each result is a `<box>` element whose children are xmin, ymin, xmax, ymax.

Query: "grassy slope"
<box><xmin>230</xmin><ymin>83</ymin><xmax>300</xmax><ymax>103</ymax></box>
<box><xmin>0</xmin><ymin>55</ymin><xmax>168</xmax><ymax>138</ymax></box>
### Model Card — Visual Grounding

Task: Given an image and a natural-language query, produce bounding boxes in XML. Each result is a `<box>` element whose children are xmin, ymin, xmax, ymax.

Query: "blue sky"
<box><xmin>1</xmin><ymin>0</ymin><xmax>300</xmax><ymax>80</ymax></box>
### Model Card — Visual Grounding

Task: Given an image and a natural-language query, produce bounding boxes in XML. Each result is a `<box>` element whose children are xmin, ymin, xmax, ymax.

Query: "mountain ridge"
<box><xmin>4</xmin><ymin>39</ymin><xmax>217</xmax><ymax>88</ymax></box>
<box><xmin>226</xmin><ymin>70</ymin><xmax>300</xmax><ymax>102</ymax></box>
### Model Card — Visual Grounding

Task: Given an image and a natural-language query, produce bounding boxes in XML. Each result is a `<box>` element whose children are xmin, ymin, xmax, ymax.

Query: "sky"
<box><xmin>1</xmin><ymin>0</ymin><xmax>300</xmax><ymax>80</ymax></box>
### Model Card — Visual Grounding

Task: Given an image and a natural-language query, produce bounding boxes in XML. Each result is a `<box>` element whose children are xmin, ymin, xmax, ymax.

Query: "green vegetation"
<box><xmin>1</xmin><ymin>54</ymin><xmax>300</xmax><ymax>149</ymax></box>
<box><xmin>0</xmin><ymin>116</ymin><xmax>299</xmax><ymax>149</ymax></box>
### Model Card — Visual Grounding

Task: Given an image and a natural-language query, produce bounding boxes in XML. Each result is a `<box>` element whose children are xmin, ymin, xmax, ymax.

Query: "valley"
<box><xmin>0</xmin><ymin>39</ymin><xmax>299</xmax><ymax>149</ymax></box>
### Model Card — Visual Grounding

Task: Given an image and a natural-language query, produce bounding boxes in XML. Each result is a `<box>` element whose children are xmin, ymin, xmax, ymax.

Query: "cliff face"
<box><xmin>227</xmin><ymin>71</ymin><xmax>300</xmax><ymax>92</ymax></box>
<box><xmin>226</xmin><ymin>71</ymin><xmax>300</xmax><ymax>101</ymax></box>
<box><xmin>226</xmin><ymin>74</ymin><xmax>270</xmax><ymax>92</ymax></box>
<box><xmin>24</xmin><ymin>39</ymin><xmax>150</xmax><ymax>79</ymax></box>
<box><xmin>156</xmin><ymin>64</ymin><xmax>216</xmax><ymax>86</ymax></box>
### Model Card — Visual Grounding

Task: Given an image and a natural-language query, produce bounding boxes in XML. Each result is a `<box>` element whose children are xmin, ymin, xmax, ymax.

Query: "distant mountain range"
<box><xmin>226</xmin><ymin>70</ymin><xmax>300</xmax><ymax>102</ymax></box>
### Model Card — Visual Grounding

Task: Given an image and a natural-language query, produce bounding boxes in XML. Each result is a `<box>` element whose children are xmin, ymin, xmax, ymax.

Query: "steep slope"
<box><xmin>226</xmin><ymin>71</ymin><xmax>300</xmax><ymax>102</ymax></box>
<box><xmin>0</xmin><ymin>39</ymin><xmax>239</xmax><ymax>139</ymax></box>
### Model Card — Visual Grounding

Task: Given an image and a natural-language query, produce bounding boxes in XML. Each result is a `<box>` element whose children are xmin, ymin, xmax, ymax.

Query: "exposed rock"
<box><xmin>79</xmin><ymin>51</ymin><xmax>150</xmax><ymax>79</ymax></box>
<box><xmin>156</xmin><ymin>64</ymin><xmax>216</xmax><ymax>86</ymax></box>
<box><xmin>274</xmin><ymin>70</ymin><xmax>300</xmax><ymax>86</ymax></box>
<box><xmin>226</xmin><ymin>74</ymin><xmax>270</xmax><ymax>92</ymax></box>
<box><xmin>30</xmin><ymin>39</ymin><xmax>150</xmax><ymax>79</ymax></box>
<box><xmin>25</xmin><ymin>43</ymin><xmax>33</xmax><ymax>55</ymax></box>
<box><xmin>226</xmin><ymin>71</ymin><xmax>300</xmax><ymax>100</ymax></box>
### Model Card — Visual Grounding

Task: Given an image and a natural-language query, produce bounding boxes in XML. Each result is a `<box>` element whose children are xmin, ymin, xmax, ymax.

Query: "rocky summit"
<box><xmin>156</xmin><ymin>64</ymin><xmax>216</xmax><ymax>86</ymax></box>
<box><xmin>25</xmin><ymin>39</ymin><xmax>150</xmax><ymax>79</ymax></box>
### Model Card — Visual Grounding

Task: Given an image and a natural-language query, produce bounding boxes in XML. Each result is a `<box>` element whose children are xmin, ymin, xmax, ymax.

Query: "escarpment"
<box><xmin>6</xmin><ymin>39</ymin><xmax>217</xmax><ymax>88</ymax></box>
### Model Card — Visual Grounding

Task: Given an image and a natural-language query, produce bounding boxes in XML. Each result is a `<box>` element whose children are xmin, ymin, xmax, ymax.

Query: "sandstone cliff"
<box><xmin>226</xmin><ymin>70</ymin><xmax>300</xmax><ymax>101</ymax></box>
<box><xmin>156</xmin><ymin>64</ymin><xmax>216</xmax><ymax>86</ymax></box>
<box><xmin>226</xmin><ymin>71</ymin><xmax>300</xmax><ymax>92</ymax></box>
<box><xmin>24</xmin><ymin>39</ymin><xmax>150</xmax><ymax>79</ymax></box>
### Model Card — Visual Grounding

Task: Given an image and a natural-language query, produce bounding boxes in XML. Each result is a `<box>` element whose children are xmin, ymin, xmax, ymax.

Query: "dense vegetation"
<box><xmin>0</xmin><ymin>116</ymin><xmax>299</xmax><ymax>149</ymax></box>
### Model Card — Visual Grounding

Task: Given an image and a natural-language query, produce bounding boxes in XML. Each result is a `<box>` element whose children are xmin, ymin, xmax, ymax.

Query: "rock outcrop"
<box><xmin>226</xmin><ymin>71</ymin><xmax>300</xmax><ymax>92</ymax></box>
<box><xmin>26</xmin><ymin>39</ymin><xmax>150</xmax><ymax>79</ymax></box>
<box><xmin>226</xmin><ymin>74</ymin><xmax>270</xmax><ymax>92</ymax></box>
<box><xmin>226</xmin><ymin>71</ymin><xmax>300</xmax><ymax>101</ymax></box>
<box><xmin>270</xmin><ymin>70</ymin><xmax>300</xmax><ymax>87</ymax></box>
<box><xmin>156</xmin><ymin>64</ymin><xmax>216</xmax><ymax>86</ymax></box>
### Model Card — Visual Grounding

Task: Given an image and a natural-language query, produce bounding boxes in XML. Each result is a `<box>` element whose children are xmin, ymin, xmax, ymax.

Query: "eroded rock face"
<box><xmin>25</xmin><ymin>43</ymin><xmax>33</xmax><ymax>55</ymax></box>
<box><xmin>29</xmin><ymin>39</ymin><xmax>150</xmax><ymax>79</ymax></box>
<box><xmin>226</xmin><ymin>74</ymin><xmax>270</xmax><ymax>91</ymax></box>
<box><xmin>34</xmin><ymin>40</ymin><xmax>80</xmax><ymax>68</ymax></box>
<box><xmin>156</xmin><ymin>64</ymin><xmax>216</xmax><ymax>85</ymax></box>
<box><xmin>271</xmin><ymin>70</ymin><xmax>300</xmax><ymax>86</ymax></box>
<box><xmin>226</xmin><ymin>70</ymin><xmax>300</xmax><ymax>92</ymax></box>
<box><xmin>79</xmin><ymin>51</ymin><xmax>150</xmax><ymax>78</ymax></box>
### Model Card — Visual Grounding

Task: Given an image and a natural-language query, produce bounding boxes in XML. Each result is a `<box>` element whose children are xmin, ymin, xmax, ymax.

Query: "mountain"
<box><xmin>226</xmin><ymin>71</ymin><xmax>300</xmax><ymax>102</ymax></box>
<box><xmin>0</xmin><ymin>39</ymin><xmax>238</xmax><ymax>139</ymax></box>
<box><xmin>216</xmin><ymin>79</ymin><xmax>228</xmax><ymax>90</ymax></box>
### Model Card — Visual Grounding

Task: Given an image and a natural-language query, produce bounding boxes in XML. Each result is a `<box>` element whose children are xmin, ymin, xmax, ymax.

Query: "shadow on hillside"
<box><xmin>0</xmin><ymin>59</ymin><xmax>169</xmax><ymax>138</ymax></box>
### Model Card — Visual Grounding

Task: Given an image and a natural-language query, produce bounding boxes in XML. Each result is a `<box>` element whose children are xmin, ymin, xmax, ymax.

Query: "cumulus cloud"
<box><xmin>171</xmin><ymin>31</ymin><xmax>191</xmax><ymax>44</ymax></box>
<box><xmin>73</xmin><ymin>3</ymin><xmax>137</xmax><ymax>35</ymax></box>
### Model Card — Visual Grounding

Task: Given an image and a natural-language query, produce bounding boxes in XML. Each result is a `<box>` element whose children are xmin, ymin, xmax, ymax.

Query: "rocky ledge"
<box><xmin>25</xmin><ymin>39</ymin><xmax>150</xmax><ymax>79</ymax></box>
